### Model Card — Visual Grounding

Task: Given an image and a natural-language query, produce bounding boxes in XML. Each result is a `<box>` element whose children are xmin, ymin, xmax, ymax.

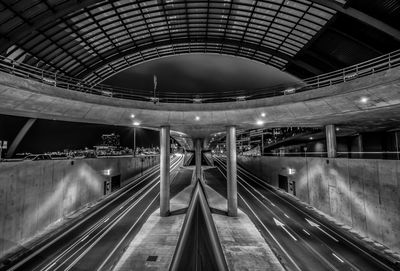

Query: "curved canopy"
<box><xmin>1</xmin><ymin>0</ymin><xmax>399</xmax><ymax>85</ymax></box>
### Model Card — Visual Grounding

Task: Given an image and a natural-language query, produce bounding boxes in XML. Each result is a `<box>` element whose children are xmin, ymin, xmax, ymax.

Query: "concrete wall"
<box><xmin>238</xmin><ymin>156</ymin><xmax>400</xmax><ymax>253</ymax></box>
<box><xmin>0</xmin><ymin>155</ymin><xmax>159</xmax><ymax>258</ymax></box>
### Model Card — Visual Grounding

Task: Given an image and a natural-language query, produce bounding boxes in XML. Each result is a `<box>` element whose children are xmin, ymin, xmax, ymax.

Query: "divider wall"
<box><xmin>0</xmin><ymin>156</ymin><xmax>159</xmax><ymax>259</ymax></box>
<box><xmin>237</xmin><ymin>155</ymin><xmax>400</xmax><ymax>253</ymax></box>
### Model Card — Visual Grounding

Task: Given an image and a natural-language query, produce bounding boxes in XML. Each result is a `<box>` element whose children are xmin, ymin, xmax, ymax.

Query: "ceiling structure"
<box><xmin>1</xmin><ymin>0</ymin><xmax>399</xmax><ymax>89</ymax></box>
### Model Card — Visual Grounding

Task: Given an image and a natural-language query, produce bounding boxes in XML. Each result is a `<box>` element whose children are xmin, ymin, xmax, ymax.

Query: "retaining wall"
<box><xmin>238</xmin><ymin>155</ymin><xmax>400</xmax><ymax>253</ymax></box>
<box><xmin>0</xmin><ymin>155</ymin><xmax>159</xmax><ymax>258</ymax></box>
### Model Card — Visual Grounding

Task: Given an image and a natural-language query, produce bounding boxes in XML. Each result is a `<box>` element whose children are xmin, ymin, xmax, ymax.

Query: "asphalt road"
<box><xmin>3</xmin><ymin>154</ymin><xmax>189</xmax><ymax>271</ymax></box>
<box><xmin>210</xmin><ymin>156</ymin><xmax>399</xmax><ymax>271</ymax></box>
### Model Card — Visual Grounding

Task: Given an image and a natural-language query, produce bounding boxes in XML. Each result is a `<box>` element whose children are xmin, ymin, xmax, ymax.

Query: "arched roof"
<box><xmin>1</xmin><ymin>0</ymin><xmax>399</xmax><ymax>85</ymax></box>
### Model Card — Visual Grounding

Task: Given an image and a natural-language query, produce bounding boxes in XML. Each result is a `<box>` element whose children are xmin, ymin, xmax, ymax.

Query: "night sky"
<box><xmin>0</xmin><ymin>114</ymin><xmax>159</xmax><ymax>155</ymax></box>
<box><xmin>104</xmin><ymin>53</ymin><xmax>301</xmax><ymax>93</ymax></box>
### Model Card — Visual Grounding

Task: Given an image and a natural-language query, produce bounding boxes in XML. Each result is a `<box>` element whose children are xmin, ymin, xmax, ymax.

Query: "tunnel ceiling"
<box><xmin>1</xmin><ymin>0</ymin><xmax>400</xmax><ymax>86</ymax></box>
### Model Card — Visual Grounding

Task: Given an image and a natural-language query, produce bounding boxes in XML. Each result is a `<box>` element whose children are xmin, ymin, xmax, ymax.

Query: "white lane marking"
<box><xmin>43</xmin><ymin>156</ymin><xmax>183</xmax><ymax>271</ymax></box>
<box><xmin>12</xmin><ymin>158</ymin><xmax>168</xmax><ymax>271</ymax></box>
<box><xmin>284</xmin><ymin>213</ymin><xmax>290</xmax><ymax>218</ymax></box>
<box><xmin>332</xmin><ymin>253</ymin><xmax>344</xmax><ymax>263</ymax></box>
<box><xmin>273</xmin><ymin>218</ymin><xmax>297</xmax><ymax>241</ymax></box>
<box><xmin>303</xmin><ymin>229</ymin><xmax>311</xmax><ymax>236</ymax></box>
<box><xmin>271</xmin><ymin>202</ymin><xmax>276</xmax><ymax>207</ymax></box>
<box><xmin>63</xmin><ymin>158</ymin><xmax>183</xmax><ymax>271</ymax></box>
<box><xmin>214</xmin><ymin>158</ymin><xmax>343</xmax><ymax>271</ymax></box>
<box><xmin>103</xmin><ymin>217</ymin><xmax>110</xmax><ymax>223</ymax></box>
<box><xmin>214</xmin><ymin>165</ymin><xmax>302</xmax><ymax>271</ymax></box>
<box><xmin>305</xmin><ymin>219</ymin><xmax>338</xmax><ymax>243</ymax></box>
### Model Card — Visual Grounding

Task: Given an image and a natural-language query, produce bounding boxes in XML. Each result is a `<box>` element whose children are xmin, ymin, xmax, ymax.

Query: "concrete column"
<box><xmin>356</xmin><ymin>134</ymin><xmax>363</xmax><ymax>159</ymax></box>
<box><xmin>325</xmin><ymin>124</ymin><xmax>337</xmax><ymax>158</ymax></box>
<box><xmin>195</xmin><ymin>138</ymin><xmax>202</xmax><ymax>181</ymax></box>
<box><xmin>226</xmin><ymin>126</ymin><xmax>238</xmax><ymax>217</ymax></box>
<box><xmin>160</xmin><ymin>126</ymin><xmax>170</xmax><ymax>217</ymax></box>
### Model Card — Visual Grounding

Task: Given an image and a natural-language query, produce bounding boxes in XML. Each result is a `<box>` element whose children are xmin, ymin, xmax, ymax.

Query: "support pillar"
<box><xmin>356</xmin><ymin>134</ymin><xmax>363</xmax><ymax>159</ymax></box>
<box><xmin>6</xmin><ymin>118</ymin><xmax>36</xmax><ymax>158</ymax></box>
<box><xmin>325</xmin><ymin>124</ymin><xmax>337</xmax><ymax>158</ymax></box>
<box><xmin>226</xmin><ymin>126</ymin><xmax>237</xmax><ymax>217</ymax></box>
<box><xmin>160</xmin><ymin>126</ymin><xmax>170</xmax><ymax>217</ymax></box>
<box><xmin>195</xmin><ymin>138</ymin><xmax>202</xmax><ymax>182</ymax></box>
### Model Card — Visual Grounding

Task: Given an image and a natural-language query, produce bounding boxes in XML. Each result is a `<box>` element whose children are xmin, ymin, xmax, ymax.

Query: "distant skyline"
<box><xmin>0</xmin><ymin>114</ymin><xmax>159</xmax><ymax>155</ymax></box>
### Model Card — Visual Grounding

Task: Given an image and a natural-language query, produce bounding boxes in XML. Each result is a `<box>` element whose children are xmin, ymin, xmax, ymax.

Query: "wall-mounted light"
<box><xmin>261</xmin><ymin>112</ymin><xmax>266</xmax><ymax>117</ymax></box>
<box><xmin>130</xmin><ymin>114</ymin><xmax>135</xmax><ymax>118</ymax></box>
<box><xmin>102</xmin><ymin>169</ymin><xmax>111</xmax><ymax>176</ymax></box>
<box><xmin>309</xmin><ymin>137</ymin><xmax>314</xmax><ymax>140</ymax></box>
<box><xmin>256</xmin><ymin>120</ymin><xmax>264</xmax><ymax>126</ymax></box>
<box><xmin>288</xmin><ymin>168</ymin><xmax>296</xmax><ymax>175</ymax></box>
<box><xmin>195</xmin><ymin>116</ymin><xmax>200</xmax><ymax>121</ymax></box>
<box><xmin>360</xmin><ymin>96</ymin><xmax>369</xmax><ymax>104</ymax></box>
<box><xmin>133</xmin><ymin>121</ymin><xmax>140</xmax><ymax>126</ymax></box>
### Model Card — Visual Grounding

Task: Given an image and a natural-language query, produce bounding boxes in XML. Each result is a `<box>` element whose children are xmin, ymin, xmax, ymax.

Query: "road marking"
<box><xmin>305</xmin><ymin>218</ymin><xmax>338</xmax><ymax>242</ymax></box>
<box><xmin>233</xmin><ymin>164</ymin><xmax>395</xmax><ymax>271</ymax></box>
<box><xmin>41</xmin><ymin>156</ymin><xmax>183</xmax><ymax>271</ymax></box>
<box><xmin>303</xmin><ymin>229</ymin><xmax>311</xmax><ymax>236</ymax></box>
<box><xmin>284</xmin><ymin>213</ymin><xmax>290</xmax><ymax>218</ymax></box>
<box><xmin>273</xmin><ymin>218</ymin><xmax>297</xmax><ymax>241</ymax></box>
<box><xmin>332</xmin><ymin>253</ymin><xmax>344</xmax><ymax>263</ymax></box>
<box><xmin>214</xmin><ymin>163</ymin><xmax>302</xmax><ymax>271</ymax></box>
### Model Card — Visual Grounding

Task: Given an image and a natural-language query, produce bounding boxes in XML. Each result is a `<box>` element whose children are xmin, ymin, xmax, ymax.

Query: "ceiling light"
<box><xmin>360</xmin><ymin>96</ymin><xmax>369</xmax><ymax>104</ymax></box>
<box><xmin>195</xmin><ymin>116</ymin><xmax>200</xmax><ymax>121</ymax></box>
<box><xmin>133</xmin><ymin>121</ymin><xmax>140</xmax><ymax>126</ymax></box>
<box><xmin>256</xmin><ymin>120</ymin><xmax>264</xmax><ymax>126</ymax></box>
<box><xmin>261</xmin><ymin>112</ymin><xmax>266</xmax><ymax>117</ymax></box>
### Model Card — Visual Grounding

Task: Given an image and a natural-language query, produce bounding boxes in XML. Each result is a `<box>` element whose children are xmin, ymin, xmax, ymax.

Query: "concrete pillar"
<box><xmin>226</xmin><ymin>126</ymin><xmax>238</xmax><ymax>217</ymax></box>
<box><xmin>356</xmin><ymin>134</ymin><xmax>363</xmax><ymax>159</ymax></box>
<box><xmin>195</xmin><ymin>138</ymin><xmax>202</xmax><ymax>181</ymax></box>
<box><xmin>325</xmin><ymin>124</ymin><xmax>337</xmax><ymax>158</ymax></box>
<box><xmin>160</xmin><ymin>126</ymin><xmax>170</xmax><ymax>217</ymax></box>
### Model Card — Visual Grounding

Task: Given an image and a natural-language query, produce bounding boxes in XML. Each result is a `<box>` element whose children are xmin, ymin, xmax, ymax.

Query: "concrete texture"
<box><xmin>113</xmin><ymin>184</ymin><xmax>193</xmax><ymax>271</ymax></box>
<box><xmin>0</xmin><ymin>156</ymin><xmax>159</xmax><ymax>259</ymax></box>
<box><xmin>0</xmin><ymin>65</ymin><xmax>400</xmax><ymax>138</ymax></box>
<box><xmin>113</xmin><ymin>176</ymin><xmax>284</xmax><ymax>271</ymax></box>
<box><xmin>202</xmin><ymin>184</ymin><xmax>285</xmax><ymax>271</ymax></box>
<box><xmin>238</xmin><ymin>155</ymin><xmax>400</xmax><ymax>253</ymax></box>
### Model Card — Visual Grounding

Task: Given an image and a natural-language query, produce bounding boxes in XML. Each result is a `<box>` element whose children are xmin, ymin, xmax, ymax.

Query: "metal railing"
<box><xmin>0</xmin><ymin>49</ymin><xmax>399</xmax><ymax>104</ymax></box>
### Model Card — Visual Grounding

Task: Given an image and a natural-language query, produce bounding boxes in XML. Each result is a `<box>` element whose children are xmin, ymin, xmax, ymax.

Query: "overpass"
<box><xmin>1</xmin><ymin>1</ymin><xmax>400</xmax><ymax>270</ymax></box>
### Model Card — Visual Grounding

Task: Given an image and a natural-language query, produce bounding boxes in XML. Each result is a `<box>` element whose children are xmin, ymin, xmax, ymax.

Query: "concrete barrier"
<box><xmin>238</xmin><ymin>155</ymin><xmax>400</xmax><ymax>253</ymax></box>
<box><xmin>0</xmin><ymin>155</ymin><xmax>159</xmax><ymax>259</ymax></box>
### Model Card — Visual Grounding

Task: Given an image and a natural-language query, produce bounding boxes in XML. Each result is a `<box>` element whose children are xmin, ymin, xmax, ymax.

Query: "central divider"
<box><xmin>169</xmin><ymin>179</ymin><xmax>229</xmax><ymax>271</ymax></box>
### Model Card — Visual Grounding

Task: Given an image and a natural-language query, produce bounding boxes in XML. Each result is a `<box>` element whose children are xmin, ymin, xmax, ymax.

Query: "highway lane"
<box><xmin>4</xmin><ymin>154</ymin><xmax>187</xmax><ymax>271</ymax></box>
<box><xmin>211</xmin><ymin>156</ymin><xmax>399</xmax><ymax>271</ymax></box>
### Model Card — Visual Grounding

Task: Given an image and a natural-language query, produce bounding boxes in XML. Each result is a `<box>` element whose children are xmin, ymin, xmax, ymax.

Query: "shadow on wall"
<box><xmin>28</xmin><ymin>163</ymin><xmax>102</xmax><ymax>229</ymax></box>
<box><xmin>0</xmin><ymin>156</ymin><xmax>160</xmax><ymax>259</ymax></box>
<box><xmin>237</xmin><ymin>156</ymin><xmax>400</xmax><ymax>253</ymax></box>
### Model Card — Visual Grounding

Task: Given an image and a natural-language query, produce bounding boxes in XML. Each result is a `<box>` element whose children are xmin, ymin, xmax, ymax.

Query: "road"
<box><xmin>211</xmin><ymin>156</ymin><xmax>399</xmax><ymax>271</ymax></box>
<box><xmin>2</xmin><ymin>154</ymin><xmax>188</xmax><ymax>271</ymax></box>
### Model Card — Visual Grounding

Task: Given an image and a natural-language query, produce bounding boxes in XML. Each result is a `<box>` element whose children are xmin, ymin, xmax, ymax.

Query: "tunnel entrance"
<box><xmin>278</xmin><ymin>174</ymin><xmax>289</xmax><ymax>192</ymax></box>
<box><xmin>169</xmin><ymin>181</ymin><xmax>228</xmax><ymax>271</ymax></box>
